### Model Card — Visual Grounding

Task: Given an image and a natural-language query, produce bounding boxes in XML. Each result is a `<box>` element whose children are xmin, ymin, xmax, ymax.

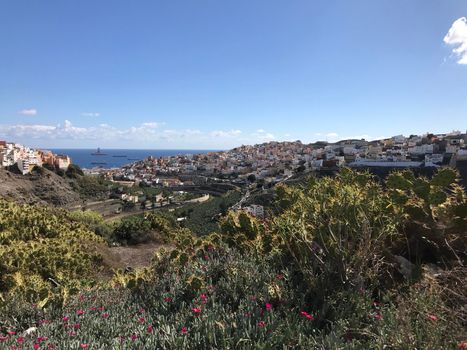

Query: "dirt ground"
<box><xmin>98</xmin><ymin>242</ymin><xmax>171</xmax><ymax>276</ymax></box>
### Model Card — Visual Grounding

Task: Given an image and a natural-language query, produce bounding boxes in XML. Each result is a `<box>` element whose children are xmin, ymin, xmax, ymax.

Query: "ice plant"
<box><xmin>265</xmin><ymin>303</ymin><xmax>272</xmax><ymax>310</ymax></box>
<box><xmin>192</xmin><ymin>307</ymin><xmax>202</xmax><ymax>314</ymax></box>
<box><xmin>62</xmin><ymin>316</ymin><xmax>69</xmax><ymax>322</ymax></box>
<box><xmin>374</xmin><ymin>313</ymin><xmax>382</xmax><ymax>321</ymax></box>
<box><xmin>0</xmin><ymin>336</ymin><xmax>8</xmax><ymax>341</ymax></box>
<box><xmin>131</xmin><ymin>334</ymin><xmax>137</xmax><ymax>341</ymax></box>
<box><xmin>181</xmin><ymin>327</ymin><xmax>188</xmax><ymax>335</ymax></box>
<box><xmin>102</xmin><ymin>313</ymin><xmax>110</xmax><ymax>319</ymax></box>
<box><xmin>164</xmin><ymin>297</ymin><xmax>173</xmax><ymax>302</ymax></box>
<box><xmin>16</xmin><ymin>337</ymin><xmax>24</xmax><ymax>344</ymax></box>
<box><xmin>76</xmin><ymin>310</ymin><xmax>85</xmax><ymax>316</ymax></box>
<box><xmin>147</xmin><ymin>325</ymin><xmax>154</xmax><ymax>333</ymax></box>
<box><xmin>33</xmin><ymin>344</ymin><xmax>40</xmax><ymax>349</ymax></box>
<box><xmin>80</xmin><ymin>344</ymin><xmax>89</xmax><ymax>348</ymax></box>
<box><xmin>257</xmin><ymin>321</ymin><xmax>266</xmax><ymax>328</ymax></box>
<box><xmin>428</xmin><ymin>314</ymin><xmax>438</xmax><ymax>321</ymax></box>
<box><xmin>7</xmin><ymin>331</ymin><xmax>16</xmax><ymax>335</ymax></box>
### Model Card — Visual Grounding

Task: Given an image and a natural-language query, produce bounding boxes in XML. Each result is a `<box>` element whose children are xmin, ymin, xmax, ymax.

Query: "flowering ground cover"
<box><xmin>1</xmin><ymin>169</ymin><xmax>466</xmax><ymax>349</ymax></box>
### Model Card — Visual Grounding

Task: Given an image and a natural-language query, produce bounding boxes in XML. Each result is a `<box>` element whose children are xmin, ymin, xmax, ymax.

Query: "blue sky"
<box><xmin>0</xmin><ymin>0</ymin><xmax>466</xmax><ymax>149</ymax></box>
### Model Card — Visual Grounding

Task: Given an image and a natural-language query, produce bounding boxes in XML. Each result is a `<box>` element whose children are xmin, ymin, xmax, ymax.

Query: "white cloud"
<box><xmin>0</xmin><ymin>121</ymin><xmax>281</xmax><ymax>148</ymax></box>
<box><xmin>444</xmin><ymin>17</ymin><xmax>467</xmax><ymax>65</ymax></box>
<box><xmin>210</xmin><ymin>129</ymin><xmax>242</xmax><ymax>138</ymax></box>
<box><xmin>81</xmin><ymin>112</ymin><xmax>100</xmax><ymax>117</ymax></box>
<box><xmin>251</xmin><ymin>129</ymin><xmax>275</xmax><ymax>142</ymax></box>
<box><xmin>18</xmin><ymin>108</ymin><xmax>37</xmax><ymax>116</ymax></box>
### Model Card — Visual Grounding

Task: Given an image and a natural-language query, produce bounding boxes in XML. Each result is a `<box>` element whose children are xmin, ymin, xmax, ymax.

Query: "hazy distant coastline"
<box><xmin>49</xmin><ymin>149</ymin><xmax>219</xmax><ymax>169</ymax></box>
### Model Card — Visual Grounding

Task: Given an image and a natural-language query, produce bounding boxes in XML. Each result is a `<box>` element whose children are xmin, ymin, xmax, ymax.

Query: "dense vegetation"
<box><xmin>0</xmin><ymin>169</ymin><xmax>466</xmax><ymax>349</ymax></box>
<box><xmin>169</xmin><ymin>190</ymin><xmax>242</xmax><ymax>235</ymax></box>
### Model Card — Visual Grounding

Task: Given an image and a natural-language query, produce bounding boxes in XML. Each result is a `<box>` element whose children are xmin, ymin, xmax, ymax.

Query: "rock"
<box><xmin>393</xmin><ymin>255</ymin><xmax>415</xmax><ymax>280</ymax></box>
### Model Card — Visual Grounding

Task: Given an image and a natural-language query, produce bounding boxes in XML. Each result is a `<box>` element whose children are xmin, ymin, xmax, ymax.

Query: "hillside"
<box><xmin>0</xmin><ymin>167</ymin><xmax>82</xmax><ymax>207</ymax></box>
<box><xmin>0</xmin><ymin>169</ymin><xmax>466</xmax><ymax>349</ymax></box>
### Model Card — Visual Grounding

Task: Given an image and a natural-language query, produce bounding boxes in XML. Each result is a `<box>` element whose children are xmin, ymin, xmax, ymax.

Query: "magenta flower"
<box><xmin>138</xmin><ymin>317</ymin><xmax>145</xmax><ymax>323</ymax></box>
<box><xmin>62</xmin><ymin>316</ymin><xmax>69</xmax><ymax>322</ymax></box>
<box><xmin>374</xmin><ymin>313</ymin><xmax>382</xmax><ymax>320</ymax></box>
<box><xmin>76</xmin><ymin>310</ymin><xmax>85</xmax><ymax>316</ymax></box>
<box><xmin>33</xmin><ymin>344</ymin><xmax>40</xmax><ymax>349</ymax></box>
<box><xmin>16</xmin><ymin>337</ymin><xmax>24</xmax><ymax>344</ymax></box>
<box><xmin>80</xmin><ymin>344</ymin><xmax>89</xmax><ymax>348</ymax></box>
<box><xmin>102</xmin><ymin>313</ymin><xmax>110</xmax><ymax>319</ymax></box>
<box><xmin>428</xmin><ymin>314</ymin><xmax>438</xmax><ymax>321</ymax></box>
<box><xmin>265</xmin><ymin>303</ymin><xmax>272</xmax><ymax>310</ymax></box>
<box><xmin>257</xmin><ymin>321</ymin><xmax>266</xmax><ymax>328</ymax></box>
<box><xmin>131</xmin><ymin>334</ymin><xmax>137</xmax><ymax>341</ymax></box>
<box><xmin>181</xmin><ymin>327</ymin><xmax>188</xmax><ymax>335</ymax></box>
<box><xmin>147</xmin><ymin>325</ymin><xmax>154</xmax><ymax>333</ymax></box>
<box><xmin>7</xmin><ymin>331</ymin><xmax>16</xmax><ymax>335</ymax></box>
<box><xmin>192</xmin><ymin>307</ymin><xmax>202</xmax><ymax>314</ymax></box>
<box><xmin>301</xmin><ymin>311</ymin><xmax>314</xmax><ymax>320</ymax></box>
<box><xmin>0</xmin><ymin>336</ymin><xmax>8</xmax><ymax>341</ymax></box>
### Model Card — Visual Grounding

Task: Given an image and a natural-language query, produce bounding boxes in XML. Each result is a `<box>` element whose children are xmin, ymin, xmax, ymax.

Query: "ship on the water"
<box><xmin>91</xmin><ymin>147</ymin><xmax>107</xmax><ymax>156</ymax></box>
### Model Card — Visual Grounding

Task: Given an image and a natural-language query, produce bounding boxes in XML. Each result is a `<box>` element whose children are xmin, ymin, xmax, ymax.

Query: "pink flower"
<box><xmin>33</xmin><ymin>344</ymin><xmax>40</xmax><ymax>349</ymax></box>
<box><xmin>0</xmin><ymin>336</ymin><xmax>8</xmax><ymax>341</ymax></box>
<box><xmin>62</xmin><ymin>316</ymin><xmax>69</xmax><ymax>322</ymax></box>
<box><xmin>138</xmin><ymin>317</ymin><xmax>145</xmax><ymax>323</ymax></box>
<box><xmin>164</xmin><ymin>297</ymin><xmax>173</xmax><ymax>302</ymax></box>
<box><xmin>102</xmin><ymin>313</ymin><xmax>110</xmax><ymax>319</ymax></box>
<box><xmin>7</xmin><ymin>331</ymin><xmax>16</xmax><ymax>335</ymax></box>
<box><xmin>80</xmin><ymin>344</ymin><xmax>89</xmax><ymax>348</ymax></box>
<box><xmin>203</xmin><ymin>255</ymin><xmax>209</xmax><ymax>261</ymax></box>
<box><xmin>37</xmin><ymin>336</ymin><xmax>48</xmax><ymax>342</ymax></box>
<box><xmin>257</xmin><ymin>321</ymin><xmax>266</xmax><ymax>328</ymax></box>
<box><xmin>139</xmin><ymin>307</ymin><xmax>145</xmax><ymax>313</ymax></box>
<box><xmin>16</xmin><ymin>337</ymin><xmax>24</xmax><ymax>344</ymax></box>
<box><xmin>428</xmin><ymin>314</ymin><xmax>438</xmax><ymax>321</ymax></box>
<box><xmin>192</xmin><ymin>307</ymin><xmax>202</xmax><ymax>314</ymax></box>
<box><xmin>73</xmin><ymin>323</ymin><xmax>81</xmax><ymax>329</ymax></box>
<box><xmin>47</xmin><ymin>345</ymin><xmax>55</xmax><ymax>349</ymax></box>
<box><xmin>89</xmin><ymin>307</ymin><xmax>97</xmax><ymax>311</ymax></box>
<box><xmin>458</xmin><ymin>342</ymin><xmax>467</xmax><ymax>349</ymax></box>
<box><xmin>181</xmin><ymin>327</ymin><xmax>188</xmax><ymax>335</ymax></box>
<box><xmin>131</xmin><ymin>334</ymin><xmax>137</xmax><ymax>341</ymax></box>
<box><xmin>147</xmin><ymin>325</ymin><xmax>153</xmax><ymax>333</ymax></box>
<box><xmin>98</xmin><ymin>307</ymin><xmax>105</xmax><ymax>311</ymax></box>
<box><xmin>301</xmin><ymin>311</ymin><xmax>314</xmax><ymax>320</ymax></box>
<box><xmin>76</xmin><ymin>310</ymin><xmax>85</xmax><ymax>316</ymax></box>
<box><xmin>68</xmin><ymin>332</ymin><xmax>77</xmax><ymax>337</ymax></box>
<box><xmin>276</xmin><ymin>274</ymin><xmax>284</xmax><ymax>280</ymax></box>
<box><xmin>265</xmin><ymin>303</ymin><xmax>272</xmax><ymax>310</ymax></box>
<box><xmin>374</xmin><ymin>313</ymin><xmax>382</xmax><ymax>320</ymax></box>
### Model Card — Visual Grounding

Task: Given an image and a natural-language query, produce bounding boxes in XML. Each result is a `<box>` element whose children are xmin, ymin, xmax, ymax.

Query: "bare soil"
<box><xmin>98</xmin><ymin>242</ymin><xmax>172</xmax><ymax>276</ymax></box>
<box><xmin>0</xmin><ymin>167</ymin><xmax>81</xmax><ymax>207</ymax></box>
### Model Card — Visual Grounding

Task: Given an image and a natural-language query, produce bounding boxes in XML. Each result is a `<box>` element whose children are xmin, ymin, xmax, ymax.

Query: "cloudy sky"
<box><xmin>0</xmin><ymin>0</ymin><xmax>466</xmax><ymax>149</ymax></box>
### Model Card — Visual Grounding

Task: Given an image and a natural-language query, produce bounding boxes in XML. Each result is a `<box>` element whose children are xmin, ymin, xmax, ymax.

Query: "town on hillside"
<box><xmin>0</xmin><ymin>141</ymin><xmax>71</xmax><ymax>175</ymax></box>
<box><xmin>1</xmin><ymin>130</ymin><xmax>467</xmax><ymax>221</ymax></box>
<box><xmin>104</xmin><ymin>130</ymin><xmax>467</xmax><ymax>186</ymax></box>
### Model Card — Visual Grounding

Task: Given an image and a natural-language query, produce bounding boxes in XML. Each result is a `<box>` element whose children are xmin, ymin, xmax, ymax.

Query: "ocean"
<box><xmin>49</xmin><ymin>149</ymin><xmax>218</xmax><ymax>169</ymax></box>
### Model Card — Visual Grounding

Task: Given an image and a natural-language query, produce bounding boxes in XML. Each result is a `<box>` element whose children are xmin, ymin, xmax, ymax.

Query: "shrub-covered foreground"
<box><xmin>1</xmin><ymin>169</ymin><xmax>466</xmax><ymax>349</ymax></box>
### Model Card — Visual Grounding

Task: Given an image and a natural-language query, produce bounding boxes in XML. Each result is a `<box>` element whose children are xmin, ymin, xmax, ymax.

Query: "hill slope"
<box><xmin>0</xmin><ymin>167</ymin><xmax>81</xmax><ymax>207</ymax></box>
